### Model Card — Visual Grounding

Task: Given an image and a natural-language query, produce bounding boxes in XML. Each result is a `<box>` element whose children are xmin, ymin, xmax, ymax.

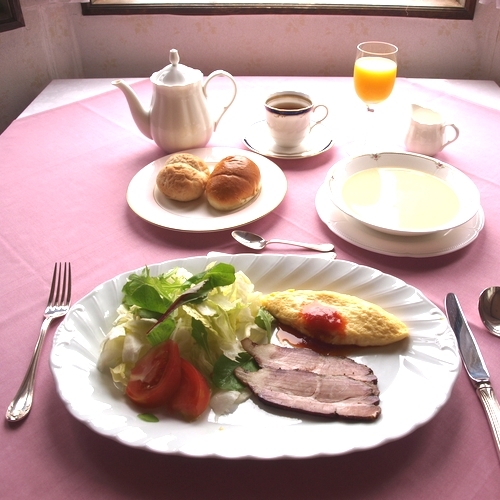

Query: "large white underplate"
<box><xmin>50</xmin><ymin>254</ymin><xmax>459</xmax><ymax>459</ymax></box>
<box><xmin>328</xmin><ymin>152</ymin><xmax>481</xmax><ymax>236</ymax></box>
<box><xmin>316</xmin><ymin>175</ymin><xmax>485</xmax><ymax>258</ymax></box>
<box><xmin>126</xmin><ymin>147</ymin><xmax>287</xmax><ymax>232</ymax></box>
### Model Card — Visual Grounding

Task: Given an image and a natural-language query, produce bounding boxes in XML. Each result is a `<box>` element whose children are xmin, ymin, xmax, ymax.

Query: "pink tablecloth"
<box><xmin>1</xmin><ymin>77</ymin><xmax>500</xmax><ymax>499</ymax></box>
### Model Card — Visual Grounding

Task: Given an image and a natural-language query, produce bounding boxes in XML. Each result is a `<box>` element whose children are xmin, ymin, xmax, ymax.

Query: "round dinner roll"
<box><xmin>206</xmin><ymin>155</ymin><xmax>261</xmax><ymax>211</ymax></box>
<box><xmin>165</xmin><ymin>153</ymin><xmax>210</xmax><ymax>176</ymax></box>
<box><xmin>156</xmin><ymin>153</ymin><xmax>209</xmax><ymax>202</ymax></box>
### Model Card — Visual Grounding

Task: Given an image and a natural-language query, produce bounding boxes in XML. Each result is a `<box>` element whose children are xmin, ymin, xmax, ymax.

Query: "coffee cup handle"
<box><xmin>310</xmin><ymin>104</ymin><xmax>329</xmax><ymax>131</ymax></box>
<box><xmin>443</xmin><ymin>123</ymin><xmax>459</xmax><ymax>147</ymax></box>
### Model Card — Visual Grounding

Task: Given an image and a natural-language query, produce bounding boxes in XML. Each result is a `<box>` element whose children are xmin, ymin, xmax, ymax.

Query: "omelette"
<box><xmin>262</xmin><ymin>289</ymin><xmax>409</xmax><ymax>346</ymax></box>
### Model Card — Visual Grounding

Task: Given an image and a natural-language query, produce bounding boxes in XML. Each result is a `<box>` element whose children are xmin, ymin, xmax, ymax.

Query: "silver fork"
<box><xmin>6</xmin><ymin>263</ymin><xmax>72</xmax><ymax>422</ymax></box>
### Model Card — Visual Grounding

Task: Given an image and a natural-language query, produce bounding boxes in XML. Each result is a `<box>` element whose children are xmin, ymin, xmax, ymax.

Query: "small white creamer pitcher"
<box><xmin>405</xmin><ymin>104</ymin><xmax>459</xmax><ymax>156</ymax></box>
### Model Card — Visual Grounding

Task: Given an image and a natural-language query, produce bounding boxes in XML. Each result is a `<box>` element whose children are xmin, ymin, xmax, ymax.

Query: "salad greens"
<box><xmin>212</xmin><ymin>352</ymin><xmax>259</xmax><ymax>391</ymax></box>
<box><xmin>122</xmin><ymin>262</ymin><xmax>236</xmax><ymax>317</ymax></box>
<box><xmin>98</xmin><ymin>262</ymin><xmax>274</xmax><ymax>410</ymax></box>
<box><xmin>121</xmin><ymin>263</ymin><xmax>238</xmax><ymax>347</ymax></box>
<box><xmin>211</xmin><ymin>308</ymin><xmax>277</xmax><ymax>391</ymax></box>
<box><xmin>138</xmin><ymin>413</ymin><xmax>160</xmax><ymax>423</ymax></box>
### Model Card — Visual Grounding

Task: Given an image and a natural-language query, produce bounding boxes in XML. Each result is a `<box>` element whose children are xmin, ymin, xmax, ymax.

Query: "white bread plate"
<box><xmin>127</xmin><ymin>147</ymin><xmax>287</xmax><ymax>232</ymax></box>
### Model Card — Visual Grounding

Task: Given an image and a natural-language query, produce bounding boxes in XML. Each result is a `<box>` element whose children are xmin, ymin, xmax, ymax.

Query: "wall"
<box><xmin>1</xmin><ymin>0</ymin><xmax>499</xmax><ymax>134</ymax></box>
<box><xmin>0</xmin><ymin>1</ymin><xmax>82</xmax><ymax>133</ymax></box>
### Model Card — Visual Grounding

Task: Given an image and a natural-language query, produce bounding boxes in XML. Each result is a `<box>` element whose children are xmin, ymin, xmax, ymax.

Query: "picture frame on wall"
<box><xmin>0</xmin><ymin>0</ymin><xmax>24</xmax><ymax>33</ymax></box>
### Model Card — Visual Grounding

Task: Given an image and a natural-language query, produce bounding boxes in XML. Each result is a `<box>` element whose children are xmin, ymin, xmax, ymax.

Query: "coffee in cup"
<box><xmin>265</xmin><ymin>91</ymin><xmax>329</xmax><ymax>149</ymax></box>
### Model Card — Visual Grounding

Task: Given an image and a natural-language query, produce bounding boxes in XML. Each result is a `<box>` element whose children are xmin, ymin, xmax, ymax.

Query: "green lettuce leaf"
<box><xmin>212</xmin><ymin>352</ymin><xmax>259</xmax><ymax>391</ymax></box>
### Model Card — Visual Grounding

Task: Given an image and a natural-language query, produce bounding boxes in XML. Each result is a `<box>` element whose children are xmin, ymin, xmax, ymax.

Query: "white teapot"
<box><xmin>113</xmin><ymin>49</ymin><xmax>237</xmax><ymax>153</ymax></box>
<box><xmin>405</xmin><ymin>104</ymin><xmax>459</xmax><ymax>156</ymax></box>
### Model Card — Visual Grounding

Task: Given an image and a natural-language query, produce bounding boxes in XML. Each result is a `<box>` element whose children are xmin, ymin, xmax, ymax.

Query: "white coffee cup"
<box><xmin>265</xmin><ymin>91</ymin><xmax>329</xmax><ymax>149</ymax></box>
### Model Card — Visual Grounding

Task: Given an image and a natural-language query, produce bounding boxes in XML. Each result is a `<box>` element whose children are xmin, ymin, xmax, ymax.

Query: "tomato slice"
<box><xmin>126</xmin><ymin>340</ymin><xmax>182</xmax><ymax>408</ymax></box>
<box><xmin>169</xmin><ymin>359</ymin><xmax>211</xmax><ymax>421</ymax></box>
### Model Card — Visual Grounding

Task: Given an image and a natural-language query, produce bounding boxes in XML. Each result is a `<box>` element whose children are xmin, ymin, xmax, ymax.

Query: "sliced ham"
<box><xmin>236</xmin><ymin>339</ymin><xmax>381</xmax><ymax>421</ymax></box>
<box><xmin>241</xmin><ymin>338</ymin><xmax>377</xmax><ymax>383</ymax></box>
<box><xmin>234</xmin><ymin>367</ymin><xmax>381</xmax><ymax>421</ymax></box>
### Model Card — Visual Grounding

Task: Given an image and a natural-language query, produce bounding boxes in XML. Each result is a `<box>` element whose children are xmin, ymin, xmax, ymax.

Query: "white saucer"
<box><xmin>315</xmin><ymin>179</ymin><xmax>484</xmax><ymax>258</ymax></box>
<box><xmin>244</xmin><ymin>120</ymin><xmax>334</xmax><ymax>159</ymax></box>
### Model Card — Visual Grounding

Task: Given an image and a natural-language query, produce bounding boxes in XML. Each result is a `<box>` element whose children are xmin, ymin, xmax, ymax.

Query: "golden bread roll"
<box><xmin>156</xmin><ymin>153</ymin><xmax>209</xmax><ymax>202</ymax></box>
<box><xmin>262</xmin><ymin>289</ymin><xmax>409</xmax><ymax>347</ymax></box>
<box><xmin>205</xmin><ymin>155</ymin><xmax>261</xmax><ymax>211</ymax></box>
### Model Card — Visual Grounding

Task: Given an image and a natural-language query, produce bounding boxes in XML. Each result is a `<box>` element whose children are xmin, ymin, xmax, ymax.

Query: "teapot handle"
<box><xmin>203</xmin><ymin>70</ymin><xmax>238</xmax><ymax>131</ymax></box>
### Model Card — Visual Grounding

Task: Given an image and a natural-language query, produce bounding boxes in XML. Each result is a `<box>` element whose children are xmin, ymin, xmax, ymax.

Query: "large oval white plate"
<box><xmin>316</xmin><ymin>172</ymin><xmax>485</xmax><ymax>258</ymax></box>
<box><xmin>328</xmin><ymin>152</ymin><xmax>480</xmax><ymax>236</ymax></box>
<box><xmin>126</xmin><ymin>147</ymin><xmax>287</xmax><ymax>232</ymax></box>
<box><xmin>50</xmin><ymin>254</ymin><xmax>459</xmax><ymax>459</ymax></box>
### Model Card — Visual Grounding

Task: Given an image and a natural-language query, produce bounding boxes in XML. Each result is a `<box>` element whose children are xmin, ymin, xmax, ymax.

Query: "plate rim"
<box><xmin>50</xmin><ymin>254</ymin><xmax>460</xmax><ymax>459</ymax></box>
<box><xmin>126</xmin><ymin>147</ymin><xmax>287</xmax><ymax>232</ymax></box>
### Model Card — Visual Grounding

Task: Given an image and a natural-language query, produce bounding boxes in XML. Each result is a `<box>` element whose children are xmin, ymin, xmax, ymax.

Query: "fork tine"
<box><xmin>64</xmin><ymin>263</ymin><xmax>72</xmax><ymax>306</ymax></box>
<box><xmin>56</xmin><ymin>263</ymin><xmax>64</xmax><ymax>306</ymax></box>
<box><xmin>47</xmin><ymin>263</ymin><xmax>59</xmax><ymax>307</ymax></box>
<box><xmin>56</xmin><ymin>264</ymin><xmax>62</xmax><ymax>306</ymax></box>
<box><xmin>67</xmin><ymin>263</ymin><xmax>72</xmax><ymax>304</ymax></box>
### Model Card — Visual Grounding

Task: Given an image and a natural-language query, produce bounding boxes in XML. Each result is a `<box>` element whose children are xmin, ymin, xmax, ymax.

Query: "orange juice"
<box><xmin>354</xmin><ymin>57</ymin><xmax>397</xmax><ymax>105</ymax></box>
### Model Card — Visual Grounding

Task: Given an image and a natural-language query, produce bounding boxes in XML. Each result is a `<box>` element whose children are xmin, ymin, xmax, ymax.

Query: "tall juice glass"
<box><xmin>354</xmin><ymin>42</ymin><xmax>398</xmax><ymax>111</ymax></box>
<box><xmin>352</xmin><ymin>41</ymin><xmax>398</xmax><ymax>154</ymax></box>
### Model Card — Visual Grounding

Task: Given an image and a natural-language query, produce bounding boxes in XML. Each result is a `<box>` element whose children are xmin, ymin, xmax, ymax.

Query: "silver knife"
<box><xmin>445</xmin><ymin>293</ymin><xmax>500</xmax><ymax>462</ymax></box>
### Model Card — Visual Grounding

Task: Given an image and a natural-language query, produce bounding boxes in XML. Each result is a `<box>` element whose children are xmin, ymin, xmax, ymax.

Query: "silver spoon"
<box><xmin>232</xmin><ymin>230</ymin><xmax>334</xmax><ymax>253</ymax></box>
<box><xmin>478</xmin><ymin>286</ymin><xmax>500</xmax><ymax>337</ymax></box>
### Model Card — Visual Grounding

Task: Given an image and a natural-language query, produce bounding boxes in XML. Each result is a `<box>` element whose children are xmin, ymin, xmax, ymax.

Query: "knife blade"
<box><xmin>445</xmin><ymin>293</ymin><xmax>500</xmax><ymax>462</ymax></box>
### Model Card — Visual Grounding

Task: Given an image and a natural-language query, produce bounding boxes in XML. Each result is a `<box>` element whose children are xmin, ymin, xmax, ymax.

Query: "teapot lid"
<box><xmin>153</xmin><ymin>49</ymin><xmax>202</xmax><ymax>86</ymax></box>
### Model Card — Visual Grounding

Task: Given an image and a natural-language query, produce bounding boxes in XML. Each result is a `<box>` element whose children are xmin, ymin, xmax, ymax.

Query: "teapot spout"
<box><xmin>112</xmin><ymin>79</ymin><xmax>152</xmax><ymax>140</ymax></box>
